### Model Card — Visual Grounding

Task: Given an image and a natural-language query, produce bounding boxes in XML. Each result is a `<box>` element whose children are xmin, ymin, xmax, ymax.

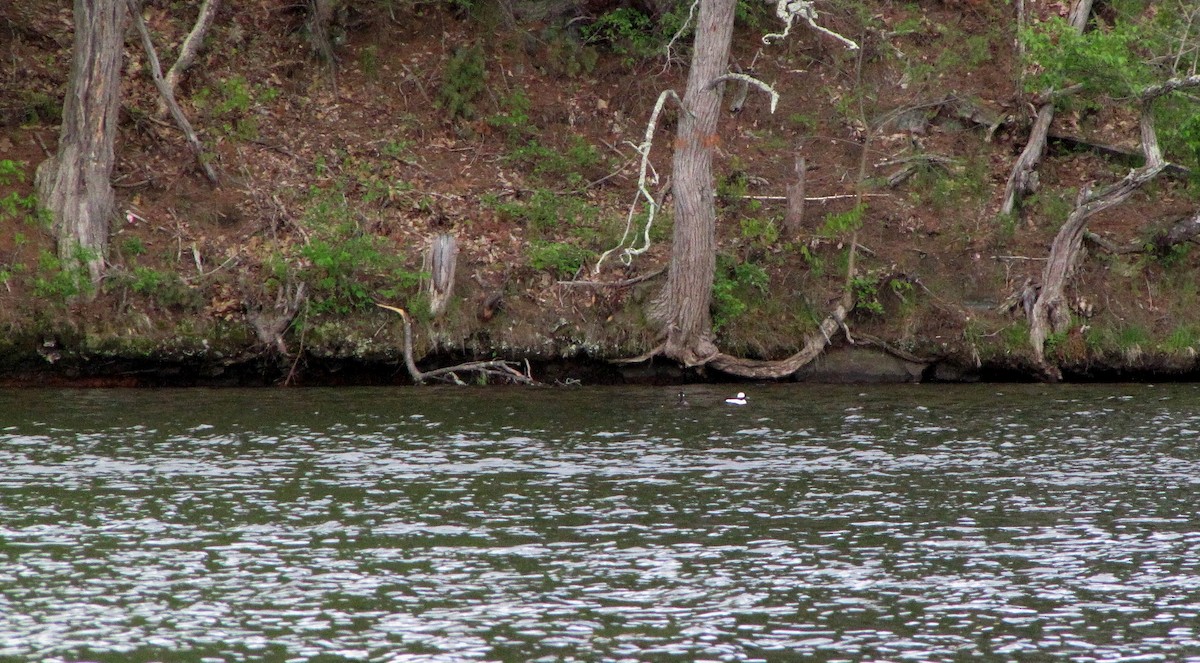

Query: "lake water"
<box><xmin>1</xmin><ymin>384</ymin><xmax>1199</xmax><ymax>662</ymax></box>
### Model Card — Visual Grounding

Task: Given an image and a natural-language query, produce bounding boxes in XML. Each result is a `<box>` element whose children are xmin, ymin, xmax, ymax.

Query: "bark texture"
<box><xmin>129</xmin><ymin>0</ymin><xmax>219</xmax><ymax>186</ymax></box>
<box><xmin>158</xmin><ymin>0</ymin><xmax>220</xmax><ymax>116</ymax></box>
<box><xmin>999</xmin><ymin>0</ymin><xmax>1093</xmax><ymax>218</ymax></box>
<box><xmin>427</xmin><ymin>233</ymin><xmax>458</xmax><ymax>318</ymax></box>
<box><xmin>651</xmin><ymin>0</ymin><xmax>736</xmax><ymax>366</ymax></box>
<box><xmin>1025</xmin><ymin>77</ymin><xmax>1200</xmax><ymax>378</ymax></box>
<box><xmin>35</xmin><ymin>0</ymin><xmax>128</xmax><ymax>286</ymax></box>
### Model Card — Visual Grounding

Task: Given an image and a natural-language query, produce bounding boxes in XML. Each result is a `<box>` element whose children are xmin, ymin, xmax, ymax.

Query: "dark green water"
<box><xmin>1</xmin><ymin>384</ymin><xmax>1199</xmax><ymax>662</ymax></box>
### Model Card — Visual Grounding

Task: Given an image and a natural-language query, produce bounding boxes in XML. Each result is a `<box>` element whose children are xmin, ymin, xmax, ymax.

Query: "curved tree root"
<box><xmin>376</xmin><ymin>303</ymin><xmax>536</xmax><ymax>385</ymax></box>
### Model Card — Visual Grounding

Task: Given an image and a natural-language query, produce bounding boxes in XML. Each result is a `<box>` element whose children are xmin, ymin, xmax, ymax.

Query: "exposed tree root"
<box><xmin>248</xmin><ymin>281</ymin><xmax>307</xmax><ymax>354</ymax></box>
<box><xmin>1027</xmin><ymin>75</ymin><xmax>1200</xmax><ymax>379</ymax></box>
<box><xmin>377</xmin><ymin>303</ymin><xmax>536</xmax><ymax>385</ymax></box>
<box><xmin>707</xmin><ymin>303</ymin><xmax>849</xmax><ymax>378</ymax></box>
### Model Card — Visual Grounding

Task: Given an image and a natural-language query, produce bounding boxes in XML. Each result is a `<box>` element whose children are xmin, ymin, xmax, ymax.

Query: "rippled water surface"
<box><xmin>2</xmin><ymin>384</ymin><xmax>1200</xmax><ymax>662</ymax></box>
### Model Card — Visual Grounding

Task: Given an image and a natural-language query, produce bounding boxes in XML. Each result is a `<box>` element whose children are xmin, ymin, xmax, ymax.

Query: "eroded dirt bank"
<box><xmin>3</xmin><ymin>1</ymin><xmax>1200</xmax><ymax>386</ymax></box>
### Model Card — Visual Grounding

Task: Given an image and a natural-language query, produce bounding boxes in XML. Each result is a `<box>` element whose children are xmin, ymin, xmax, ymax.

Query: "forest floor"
<box><xmin>1</xmin><ymin>0</ymin><xmax>1198</xmax><ymax>385</ymax></box>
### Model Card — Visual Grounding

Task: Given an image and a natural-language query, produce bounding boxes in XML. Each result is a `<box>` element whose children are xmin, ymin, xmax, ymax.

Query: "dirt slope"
<box><xmin>1</xmin><ymin>0</ymin><xmax>1197</xmax><ymax>384</ymax></box>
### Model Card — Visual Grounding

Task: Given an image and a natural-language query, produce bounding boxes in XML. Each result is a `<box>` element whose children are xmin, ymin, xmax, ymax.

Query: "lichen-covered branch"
<box><xmin>763</xmin><ymin>0</ymin><xmax>859</xmax><ymax>50</ymax></box>
<box><xmin>706</xmin><ymin>73</ymin><xmax>780</xmax><ymax>112</ymax></box>
<box><xmin>594</xmin><ymin>89</ymin><xmax>685</xmax><ymax>273</ymax></box>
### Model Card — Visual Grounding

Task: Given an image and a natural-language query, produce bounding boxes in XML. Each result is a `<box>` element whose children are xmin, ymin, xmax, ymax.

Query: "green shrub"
<box><xmin>192</xmin><ymin>75</ymin><xmax>277</xmax><ymax>140</ymax></box>
<box><xmin>438</xmin><ymin>45</ymin><xmax>486</xmax><ymax>120</ymax></box>
<box><xmin>487</xmin><ymin>89</ymin><xmax>533</xmax><ymax>143</ymax></box>
<box><xmin>819</xmin><ymin>204</ymin><xmax>865</xmax><ymax>239</ymax></box>
<box><xmin>108</xmin><ymin>266</ymin><xmax>203</xmax><ymax>310</ymax></box>
<box><xmin>528</xmin><ymin>241</ymin><xmax>593</xmax><ymax>278</ymax></box>
<box><xmin>712</xmin><ymin>255</ymin><xmax>768</xmax><ymax>332</ymax></box>
<box><xmin>290</xmin><ymin>187</ymin><xmax>423</xmax><ymax>314</ymax></box>
<box><xmin>850</xmin><ymin>275</ymin><xmax>883</xmax><ymax>315</ymax></box>
<box><xmin>31</xmin><ymin>249</ymin><xmax>93</xmax><ymax>301</ymax></box>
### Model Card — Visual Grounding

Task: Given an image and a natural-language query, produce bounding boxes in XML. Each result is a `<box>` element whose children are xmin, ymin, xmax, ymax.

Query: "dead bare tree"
<box><xmin>783</xmin><ymin>155</ymin><xmax>806</xmax><ymax>237</ymax></box>
<box><xmin>999</xmin><ymin>0</ymin><xmax>1094</xmax><ymax>218</ymax></box>
<box><xmin>426</xmin><ymin>233</ymin><xmax>457</xmax><ymax>318</ymax></box>
<box><xmin>376</xmin><ymin>304</ymin><xmax>536</xmax><ymax>385</ymax></box>
<box><xmin>128</xmin><ymin>0</ymin><xmax>220</xmax><ymax>186</ymax></box>
<box><xmin>1027</xmin><ymin>75</ymin><xmax>1200</xmax><ymax>379</ymax></box>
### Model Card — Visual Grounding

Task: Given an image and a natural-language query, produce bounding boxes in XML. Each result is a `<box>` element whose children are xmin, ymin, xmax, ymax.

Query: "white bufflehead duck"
<box><xmin>725</xmin><ymin>392</ymin><xmax>747</xmax><ymax>405</ymax></box>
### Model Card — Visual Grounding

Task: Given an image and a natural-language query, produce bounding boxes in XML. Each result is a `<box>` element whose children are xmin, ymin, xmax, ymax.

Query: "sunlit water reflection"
<box><xmin>1</xmin><ymin>385</ymin><xmax>1199</xmax><ymax>662</ymax></box>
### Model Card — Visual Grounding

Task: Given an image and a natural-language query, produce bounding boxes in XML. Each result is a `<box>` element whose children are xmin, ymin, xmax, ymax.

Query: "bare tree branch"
<box><xmin>376</xmin><ymin>304</ymin><xmax>536</xmax><ymax>385</ymax></box>
<box><xmin>706</xmin><ymin>72</ymin><xmax>780</xmax><ymax>112</ymax></box>
<box><xmin>594</xmin><ymin>89</ymin><xmax>686</xmax><ymax>273</ymax></box>
<box><xmin>158</xmin><ymin>0</ymin><xmax>220</xmax><ymax>116</ymax></box>
<box><xmin>128</xmin><ymin>0</ymin><xmax>219</xmax><ymax>186</ymax></box>
<box><xmin>763</xmin><ymin>0</ymin><xmax>859</xmax><ymax>50</ymax></box>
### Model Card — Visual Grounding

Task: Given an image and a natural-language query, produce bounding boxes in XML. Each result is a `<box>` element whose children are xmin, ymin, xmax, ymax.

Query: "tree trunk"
<box><xmin>784</xmin><ymin>155</ymin><xmax>806</xmax><ymax>238</ymax></box>
<box><xmin>35</xmin><ymin>0</ymin><xmax>128</xmax><ymax>287</ymax></box>
<box><xmin>427</xmin><ymin>233</ymin><xmax>458</xmax><ymax>318</ymax></box>
<box><xmin>651</xmin><ymin>0</ymin><xmax>736</xmax><ymax>366</ymax></box>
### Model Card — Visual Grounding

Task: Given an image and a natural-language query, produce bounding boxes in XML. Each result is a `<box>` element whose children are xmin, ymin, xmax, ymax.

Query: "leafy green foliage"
<box><xmin>818</xmin><ymin>204</ymin><xmax>865</xmax><ymax>239</ymax></box>
<box><xmin>581</xmin><ymin>8</ymin><xmax>661</xmax><ymax>61</ymax></box>
<box><xmin>579</xmin><ymin>0</ymin><xmax>766</xmax><ymax>64</ymax></box>
<box><xmin>486</xmin><ymin>89</ymin><xmax>534</xmax><ymax>143</ymax></box>
<box><xmin>716</xmin><ymin>165</ymin><xmax>749</xmax><ymax>205</ymax></box>
<box><xmin>486</xmin><ymin>187</ymin><xmax>597</xmax><ymax>236</ymax></box>
<box><xmin>291</xmin><ymin>187</ymin><xmax>423</xmax><ymax>315</ymax></box>
<box><xmin>505</xmin><ymin>136</ymin><xmax>602</xmax><ymax>188</ymax></box>
<box><xmin>712</xmin><ymin>255</ymin><xmax>769</xmax><ymax>332</ymax></box>
<box><xmin>0</xmin><ymin>159</ymin><xmax>24</xmax><ymax>186</ymax></box>
<box><xmin>438</xmin><ymin>45</ymin><xmax>486</xmax><ymax>120</ymax></box>
<box><xmin>1021</xmin><ymin>17</ymin><xmax>1149</xmax><ymax>97</ymax></box>
<box><xmin>539</xmin><ymin>27</ymin><xmax>599</xmax><ymax>78</ymax></box>
<box><xmin>527</xmin><ymin>241</ymin><xmax>593</xmax><ymax>278</ymax></box>
<box><xmin>192</xmin><ymin>75</ymin><xmax>278</xmax><ymax>140</ymax></box>
<box><xmin>108</xmin><ymin>265</ymin><xmax>203</xmax><ymax>310</ymax></box>
<box><xmin>850</xmin><ymin>275</ymin><xmax>884</xmax><ymax>315</ymax></box>
<box><xmin>32</xmin><ymin>249</ymin><xmax>93</xmax><ymax>301</ymax></box>
<box><xmin>739</xmin><ymin>214</ymin><xmax>779</xmax><ymax>250</ymax></box>
<box><xmin>0</xmin><ymin>160</ymin><xmax>47</xmax><ymax>229</ymax></box>
<box><xmin>1153</xmin><ymin>96</ymin><xmax>1200</xmax><ymax>171</ymax></box>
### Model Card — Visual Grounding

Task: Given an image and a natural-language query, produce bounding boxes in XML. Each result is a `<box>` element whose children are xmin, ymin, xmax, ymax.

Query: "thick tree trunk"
<box><xmin>35</xmin><ymin>0</ymin><xmax>128</xmax><ymax>287</ymax></box>
<box><xmin>651</xmin><ymin>0</ymin><xmax>736</xmax><ymax>366</ymax></box>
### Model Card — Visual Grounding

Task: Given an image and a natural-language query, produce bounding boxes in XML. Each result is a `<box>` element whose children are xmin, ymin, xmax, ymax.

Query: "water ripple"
<box><xmin>1</xmin><ymin>385</ymin><xmax>1199</xmax><ymax>661</ymax></box>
